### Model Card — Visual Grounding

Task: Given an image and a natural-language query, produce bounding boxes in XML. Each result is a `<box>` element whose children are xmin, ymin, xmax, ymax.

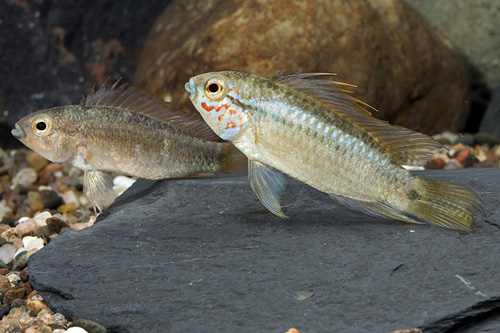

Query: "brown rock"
<box><xmin>135</xmin><ymin>0</ymin><xmax>469</xmax><ymax>135</ymax></box>
<box><xmin>454</xmin><ymin>148</ymin><xmax>471</xmax><ymax>163</ymax></box>
<box><xmin>26</xmin><ymin>153</ymin><xmax>49</xmax><ymax>173</ymax></box>
<box><xmin>27</xmin><ymin>191</ymin><xmax>44</xmax><ymax>212</ymax></box>
<box><xmin>45</xmin><ymin>217</ymin><xmax>68</xmax><ymax>234</ymax></box>
<box><xmin>57</xmin><ymin>202</ymin><xmax>78</xmax><ymax>214</ymax></box>
<box><xmin>39</xmin><ymin>190</ymin><xmax>63</xmax><ymax>210</ymax></box>
<box><xmin>0</xmin><ymin>277</ymin><xmax>11</xmax><ymax>290</ymax></box>
<box><xmin>3</xmin><ymin>285</ymin><xmax>26</xmax><ymax>303</ymax></box>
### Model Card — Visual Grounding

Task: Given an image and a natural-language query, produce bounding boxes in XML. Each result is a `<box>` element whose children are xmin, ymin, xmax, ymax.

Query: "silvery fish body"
<box><xmin>12</xmin><ymin>82</ymin><xmax>242</xmax><ymax>211</ymax></box>
<box><xmin>185</xmin><ymin>71</ymin><xmax>483</xmax><ymax>230</ymax></box>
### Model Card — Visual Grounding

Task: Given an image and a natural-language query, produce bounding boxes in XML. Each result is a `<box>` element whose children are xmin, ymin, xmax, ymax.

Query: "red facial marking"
<box><xmin>216</xmin><ymin>104</ymin><xmax>227</xmax><ymax>112</ymax></box>
<box><xmin>225</xmin><ymin>121</ymin><xmax>237</xmax><ymax>129</ymax></box>
<box><xmin>201</xmin><ymin>102</ymin><xmax>215</xmax><ymax>112</ymax></box>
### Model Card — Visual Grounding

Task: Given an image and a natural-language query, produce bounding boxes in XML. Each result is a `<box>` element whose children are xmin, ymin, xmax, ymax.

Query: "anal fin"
<box><xmin>83</xmin><ymin>170</ymin><xmax>116</xmax><ymax>212</ymax></box>
<box><xmin>330</xmin><ymin>194</ymin><xmax>421</xmax><ymax>224</ymax></box>
<box><xmin>248</xmin><ymin>160</ymin><xmax>287</xmax><ymax>218</ymax></box>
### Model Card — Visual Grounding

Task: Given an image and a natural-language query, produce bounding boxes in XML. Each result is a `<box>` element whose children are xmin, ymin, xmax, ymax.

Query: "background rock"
<box><xmin>403</xmin><ymin>0</ymin><xmax>500</xmax><ymax>92</ymax></box>
<box><xmin>0</xmin><ymin>0</ymin><xmax>170</xmax><ymax>148</ymax></box>
<box><xmin>135</xmin><ymin>0</ymin><xmax>470</xmax><ymax>135</ymax></box>
<box><xmin>479</xmin><ymin>82</ymin><xmax>500</xmax><ymax>138</ymax></box>
<box><xmin>403</xmin><ymin>0</ymin><xmax>500</xmax><ymax>132</ymax></box>
<box><xmin>29</xmin><ymin>169</ymin><xmax>500</xmax><ymax>332</ymax></box>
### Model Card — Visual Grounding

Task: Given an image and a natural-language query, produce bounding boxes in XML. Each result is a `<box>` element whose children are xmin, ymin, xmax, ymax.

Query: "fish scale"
<box><xmin>186</xmin><ymin>71</ymin><xmax>483</xmax><ymax>230</ymax></box>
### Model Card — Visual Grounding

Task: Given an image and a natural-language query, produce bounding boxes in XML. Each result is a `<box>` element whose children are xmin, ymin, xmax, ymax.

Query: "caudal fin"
<box><xmin>409</xmin><ymin>178</ymin><xmax>484</xmax><ymax>231</ymax></box>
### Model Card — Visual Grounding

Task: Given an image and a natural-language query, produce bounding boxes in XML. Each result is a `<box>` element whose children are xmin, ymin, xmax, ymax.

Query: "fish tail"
<box><xmin>408</xmin><ymin>178</ymin><xmax>484</xmax><ymax>231</ymax></box>
<box><xmin>219</xmin><ymin>143</ymin><xmax>248</xmax><ymax>173</ymax></box>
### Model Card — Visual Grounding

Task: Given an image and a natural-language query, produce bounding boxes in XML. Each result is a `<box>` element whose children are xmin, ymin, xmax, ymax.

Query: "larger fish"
<box><xmin>12</xmin><ymin>81</ymin><xmax>244</xmax><ymax>211</ymax></box>
<box><xmin>185</xmin><ymin>71</ymin><xmax>483</xmax><ymax>230</ymax></box>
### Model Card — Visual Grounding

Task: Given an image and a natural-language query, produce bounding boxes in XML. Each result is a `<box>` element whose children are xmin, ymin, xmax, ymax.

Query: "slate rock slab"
<box><xmin>29</xmin><ymin>169</ymin><xmax>500</xmax><ymax>332</ymax></box>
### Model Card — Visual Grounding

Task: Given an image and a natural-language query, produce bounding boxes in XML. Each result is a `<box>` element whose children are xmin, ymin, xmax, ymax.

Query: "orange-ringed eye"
<box><xmin>35</xmin><ymin>121</ymin><xmax>47</xmax><ymax>131</ymax></box>
<box><xmin>204</xmin><ymin>77</ymin><xmax>226</xmax><ymax>100</ymax></box>
<box><xmin>207</xmin><ymin>82</ymin><xmax>220</xmax><ymax>93</ymax></box>
<box><xmin>32</xmin><ymin>114</ymin><xmax>53</xmax><ymax>136</ymax></box>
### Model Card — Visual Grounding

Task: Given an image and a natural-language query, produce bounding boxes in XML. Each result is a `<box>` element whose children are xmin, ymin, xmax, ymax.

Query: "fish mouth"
<box><xmin>11</xmin><ymin>123</ymin><xmax>24</xmax><ymax>139</ymax></box>
<box><xmin>185</xmin><ymin>78</ymin><xmax>196</xmax><ymax>95</ymax></box>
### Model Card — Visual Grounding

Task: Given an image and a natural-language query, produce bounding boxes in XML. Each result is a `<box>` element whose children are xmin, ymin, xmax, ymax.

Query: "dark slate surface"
<box><xmin>29</xmin><ymin>169</ymin><xmax>500</xmax><ymax>333</ymax></box>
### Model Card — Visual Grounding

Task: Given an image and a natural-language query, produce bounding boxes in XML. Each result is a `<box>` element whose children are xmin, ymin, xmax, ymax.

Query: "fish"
<box><xmin>185</xmin><ymin>71</ymin><xmax>483</xmax><ymax>231</ymax></box>
<box><xmin>12</xmin><ymin>81</ymin><xmax>245</xmax><ymax>212</ymax></box>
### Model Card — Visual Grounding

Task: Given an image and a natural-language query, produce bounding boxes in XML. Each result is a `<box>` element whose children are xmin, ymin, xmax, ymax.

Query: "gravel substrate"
<box><xmin>0</xmin><ymin>137</ymin><xmax>498</xmax><ymax>332</ymax></box>
<box><xmin>0</xmin><ymin>147</ymin><xmax>129</xmax><ymax>333</ymax></box>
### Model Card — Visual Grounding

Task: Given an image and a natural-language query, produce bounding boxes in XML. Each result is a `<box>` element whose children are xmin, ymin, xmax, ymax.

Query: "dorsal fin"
<box><xmin>273</xmin><ymin>73</ymin><xmax>442</xmax><ymax>166</ymax></box>
<box><xmin>83</xmin><ymin>80</ymin><xmax>220</xmax><ymax>141</ymax></box>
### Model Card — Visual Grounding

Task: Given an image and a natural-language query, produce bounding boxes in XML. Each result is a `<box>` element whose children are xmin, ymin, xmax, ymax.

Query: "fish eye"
<box><xmin>32</xmin><ymin>115</ymin><xmax>53</xmax><ymax>136</ymax></box>
<box><xmin>208</xmin><ymin>82</ymin><xmax>220</xmax><ymax>93</ymax></box>
<box><xmin>204</xmin><ymin>78</ymin><xmax>226</xmax><ymax>99</ymax></box>
<box><xmin>35</xmin><ymin>121</ymin><xmax>47</xmax><ymax>131</ymax></box>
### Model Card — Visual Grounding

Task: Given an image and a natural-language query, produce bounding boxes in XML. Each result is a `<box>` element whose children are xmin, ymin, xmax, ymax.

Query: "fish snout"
<box><xmin>11</xmin><ymin>123</ymin><xmax>25</xmax><ymax>139</ymax></box>
<box><xmin>185</xmin><ymin>78</ymin><xmax>196</xmax><ymax>95</ymax></box>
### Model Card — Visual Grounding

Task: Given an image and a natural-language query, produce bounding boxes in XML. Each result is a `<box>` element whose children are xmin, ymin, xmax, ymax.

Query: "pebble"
<box><xmin>22</xmin><ymin>237</ymin><xmax>44</xmax><ymax>251</ymax></box>
<box><xmin>27</xmin><ymin>191</ymin><xmax>45</xmax><ymax>212</ymax></box>
<box><xmin>25</xmin><ymin>324</ymin><xmax>53</xmax><ymax>333</ymax></box>
<box><xmin>52</xmin><ymin>313</ymin><xmax>67</xmax><ymax>326</ymax></box>
<box><xmin>16</xmin><ymin>219</ymin><xmax>39</xmax><ymax>236</ymax></box>
<box><xmin>39</xmin><ymin>190</ymin><xmax>63</xmax><ymax>210</ymax></box>
<box><xmin>0</xmin><ymin>277</ymin><xmax>11</xmax><ymax>290</ymax></box>
<box><xmin>12</xmin><ymin>251</ymin><xmax>29</xmax><ymax>271</ymax></box>
<box><xmin>6</xmin><ymin>272</ymin><xmax>20</xmax><ymax>285</ymax></box>
<box><xmin>0</xmin><ymin>244</ymin><xmax>17</xmax><ymax>264</ymax></box>
<box><xmin>113</xmin><ymin>175</ymin><xmax>136</xmax><ymax>196</ymax></box>
<box><xmin>61</xmin><ymin>190</ymin><xmax>80</xmax><ymax>207</ymax></box>
<box><xmin>69</xmin><ymin>319</ymin><xmax>106</xmax><ymax>333</ymax></box>
<box><xmin>11</xmin><ymin>168</ymin><xmax>38</xmax><ymax>188</ymax></box>
<box><xmin>57</xmin><ymin>203</ymin><xmax>79</xmax><ymax>214</ymax></box>
<box><xmin>0</xmin><ymin>200</ymin><xmax>12</xmax><ymax>220</ymax></box>
<box><xmin>33</xmin><ymin>212</ymin><xmax>52</xmax><ymax>227</ymax></box>
<box><xmin>27</xmin><ymin>299</ymin><xmax>48</xmax><ymax>314</ymax></box>
<box><xmin>67</xmin><ymin>327</ymin><xmax>89</xmax><ymax>333</ymax></box>
<box><xmin>45</xmin><ymin>217</ymin><xmax>68</xmax><ymax>234</ymax></box>
<box><xmin>26</xmin><ymin>153</ymin><xmax>49</xmax><ymax>173</ymax></box>
<box><xmin>1</xmin><ymin>228</ymin><xmax>19</xmax><ymax>243</ymax></box>
<box><xmin>3</xmin><ymin>285</ymin><xmax>27</xmax><ymax>303</ymax></box>
<box><xmin>443</xmin><ymin>159</ymin><xmax>463</xmax><ymax>170</ymax></box>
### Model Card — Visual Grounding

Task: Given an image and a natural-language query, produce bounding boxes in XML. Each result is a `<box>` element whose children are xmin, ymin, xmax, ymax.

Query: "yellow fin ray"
<box><xmin>408</xmin><ymin>178</ymin><xmax>484</xmax><ymax>231</ymax></box>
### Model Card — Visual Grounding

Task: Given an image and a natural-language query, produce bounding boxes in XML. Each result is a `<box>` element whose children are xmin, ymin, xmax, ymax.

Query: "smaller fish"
<box><xmin>185</xmin><ymin>71</ymin><xmax>483</xmax><ymax>230</ymax></box>
<box><xmin>12</xmin><ymin>81</ymin><xmax>245</xmax><ymax>211</ymax></box>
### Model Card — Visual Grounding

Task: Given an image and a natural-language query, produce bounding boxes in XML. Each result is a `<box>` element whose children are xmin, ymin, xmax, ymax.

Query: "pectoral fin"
<box><xmin>248</xmin><ymin>160</ymin><xmax>287</xmax><ymax>218</ymax></box>
<box><xmin>83</xmin><ymin>170</ymin><xmax>116</xmax><ymax>212</ymax></box>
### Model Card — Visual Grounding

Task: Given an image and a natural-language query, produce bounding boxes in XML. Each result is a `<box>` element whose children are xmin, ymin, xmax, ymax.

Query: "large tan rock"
<box><xmin>135</xmin><ymin>0</ymin><xmax>470</xmax><ymax>135</ymax></box>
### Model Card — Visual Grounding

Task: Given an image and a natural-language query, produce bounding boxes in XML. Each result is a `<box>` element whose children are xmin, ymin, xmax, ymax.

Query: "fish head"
<box><xmin>185</xmin><ymin>72</ymin><xmax>250</xmax><ymax>142</ymax></box>
<box><xmin>11</xmin><ymin>108</ymin><xmax>77</xmax><ymax>163</ymax></box>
